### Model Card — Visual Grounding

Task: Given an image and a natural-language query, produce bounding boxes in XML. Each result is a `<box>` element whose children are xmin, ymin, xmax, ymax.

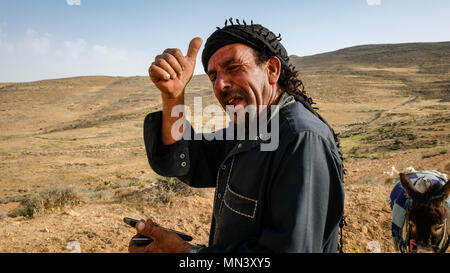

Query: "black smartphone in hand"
<box><xmin>132</xmin><ymin>235</ymin><xmax>154</xmax><ymax>246</ymax></box>
<box><xmin>123</xmin><ymin>217</ymin><xmax>193</xmax><ymax>246</ymax></box>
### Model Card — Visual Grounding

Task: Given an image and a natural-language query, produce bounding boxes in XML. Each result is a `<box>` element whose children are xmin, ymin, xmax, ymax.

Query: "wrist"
<box><xmin>161</xmin><ymin>91</ymin><xmax>184</xmax><ymax>102</ymax></box>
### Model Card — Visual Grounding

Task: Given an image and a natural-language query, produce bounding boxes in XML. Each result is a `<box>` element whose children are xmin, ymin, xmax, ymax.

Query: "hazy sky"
<box><xmin>0</xmin><ymin>0</ymin><xmax>449</xmax><ymax>82</ymax></box>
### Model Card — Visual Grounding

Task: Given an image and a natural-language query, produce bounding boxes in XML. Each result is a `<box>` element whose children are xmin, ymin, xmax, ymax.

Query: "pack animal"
<box><xmin>390</xmin><ymin>171</ymin><xmax>450</xmax><ymax>253</ymax></box>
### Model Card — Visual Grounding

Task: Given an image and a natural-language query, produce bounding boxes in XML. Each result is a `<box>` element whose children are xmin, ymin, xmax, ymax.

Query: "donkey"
<box><xmin>397</xmin><ymin>172</ymin><xmax>450</xmax><ymax>253</ymax></box>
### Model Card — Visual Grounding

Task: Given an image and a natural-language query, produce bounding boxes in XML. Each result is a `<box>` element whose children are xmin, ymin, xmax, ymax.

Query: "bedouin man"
<box><xmin>128</xmin><ymin>19</ymin><xmax>345</xmax><ymax>253</ymax></box>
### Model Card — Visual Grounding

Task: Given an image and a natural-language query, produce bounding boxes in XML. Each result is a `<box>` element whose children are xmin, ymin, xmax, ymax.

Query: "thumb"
<box><xmin>136</xmin><ymin>219</ymin><xmax>160</xmax><ymax>239</ymax></box>
<box><xmin>186</xmin><ymin>37</ymin><xmax>202</xmax><ymax>60</ymax></box>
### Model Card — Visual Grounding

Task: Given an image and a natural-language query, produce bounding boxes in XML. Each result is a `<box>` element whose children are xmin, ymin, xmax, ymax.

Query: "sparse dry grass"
<box><xmin>114</xmin><ymin>177</ymin><xmax>193</xmax><ymax>205</ymax></box>
<box><xmin>5</xmin><ymin>176</ymin><xmax>196</xmax><ymax>219</ymax></box>
<box><xmin>8</xmin><ymin>185</ymin><xmax>82</xmax><ymax>218</ymax></box>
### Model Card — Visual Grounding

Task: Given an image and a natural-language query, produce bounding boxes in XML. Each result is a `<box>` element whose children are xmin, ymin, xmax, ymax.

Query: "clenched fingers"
<box><xmin>128</xmin><ymin>236</ymin><xmax>163</xmax><ymax>253</ymax></box>
<box><xmin>155</xmin><ymin>57</ymin><xmax>176</xmax><ymax>80</ymax></box>
<box><xmin>157</xmin><ymin>53</ymin><xmax>183</xmax><ymax>77</ymax></box>
<box><xmin>164</xmin><ymin>48</ymin><xmax>187</xmax><ymax>71</ymax></box>
<box><xmin>148</xmin><ymin>37</ymin><xmax>202</xmax><ymax>90</ymax></box>
<box><xmin>149</xmin><ymin>63</ymin><xmax>171</xmax><ymax>82</ymax></box>
<box><xmin>149</xmin><ymin>52</ymin><xmax>185</xmax><ymax>82</ymax></box>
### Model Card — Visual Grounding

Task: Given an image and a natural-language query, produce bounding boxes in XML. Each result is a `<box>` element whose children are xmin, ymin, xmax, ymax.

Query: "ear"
<box><xmin>436</xmin><ymin>179</ymin><xmax>450</xmax><ymax>204</ymax></box>
<box><xmin>265</xmin><ymin>56</ymin><xmax>281</xmax><ymax>85</ymax></box>
<box><xmin>400</xmin><ymin>173</ymin><xmax>421</xmax><ymax>201</ymax></box>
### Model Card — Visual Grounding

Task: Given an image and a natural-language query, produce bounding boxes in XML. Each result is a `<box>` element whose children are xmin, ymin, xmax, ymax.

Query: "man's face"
<box><xmin>206</xmin><ymin>43</ymin><xmax>277</xmax><ymax>124</ymax></box>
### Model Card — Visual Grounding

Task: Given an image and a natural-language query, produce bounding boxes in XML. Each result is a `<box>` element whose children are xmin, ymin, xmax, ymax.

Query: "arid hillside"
<box><xmin>0</xmin><ymin>42</ymin><xmax>449</xmax><ymax>253</ymax></box>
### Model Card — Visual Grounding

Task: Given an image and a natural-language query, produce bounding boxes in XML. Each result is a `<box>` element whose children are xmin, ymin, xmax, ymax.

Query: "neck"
<box><xmin>264</xmin><ymin>86</ymin><xmax>283</xmax><ymax>112</ymax></box>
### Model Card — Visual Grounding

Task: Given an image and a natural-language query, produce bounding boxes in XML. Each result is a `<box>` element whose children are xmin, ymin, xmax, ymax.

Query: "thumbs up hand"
<box><xmin>149</xmin><ymin>37</ymin><xmax>202</xmax><ymax>99</ymax></box>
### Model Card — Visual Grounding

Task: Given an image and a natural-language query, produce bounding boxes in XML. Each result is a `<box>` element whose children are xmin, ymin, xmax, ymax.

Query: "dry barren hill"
<box><xmin>0</xmin><ymin>42</ymin><xmax>449</xmax><ymax>253</ymax></box>
<box><xmin>291</xmin><ymin>42</ymin><xmax>449</xmax><ymax>158</ymax></box>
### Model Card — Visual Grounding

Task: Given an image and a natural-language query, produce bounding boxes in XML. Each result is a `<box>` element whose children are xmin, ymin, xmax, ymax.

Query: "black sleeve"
<box><xmin>201</xmin><ymin>131</ymin><xmax>345</xmax><ymax>253</ymax></box>
<box><xmin>143</xmin><ymin>111</ymin><xmax>224</xmax><ymax>188</ymax></box>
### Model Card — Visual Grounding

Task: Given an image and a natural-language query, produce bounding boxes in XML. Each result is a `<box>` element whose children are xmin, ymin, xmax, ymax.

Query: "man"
<box><xmin>128</xmin><ymin>20</ymin><xmax>345</xmax><ymax>253</ymax></box>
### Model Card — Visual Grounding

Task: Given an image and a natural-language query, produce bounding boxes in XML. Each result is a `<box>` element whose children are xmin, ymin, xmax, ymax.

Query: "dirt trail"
<box><xmin>0</xmin><ymin>149</ymin><xmax>448</xmax><ymax>253</ymax></box>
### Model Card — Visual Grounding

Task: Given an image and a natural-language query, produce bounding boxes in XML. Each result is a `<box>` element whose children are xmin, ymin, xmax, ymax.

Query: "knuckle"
<box><xmin>163</xmin><ymin>53</ymin><xmax>175</xmax><ymax>62</ymax></box>
<box><xmin>165</xmin><ymin>48</ymin><xmax>180</xmax><ymax>54</ymax></box>
<box><xmin>145</xmin><ymin>219</ymin><xmax>155</xmax><ymax>234</ymax></box>
<box><xmin>149</xmin><ymin>65</ymin><xmax>158</xmax><ymax>74</ymax></box>
<box><xmin>156</xmin><ymin>58</ymin><xmax>167</xmax><ymax>67</ymax></box>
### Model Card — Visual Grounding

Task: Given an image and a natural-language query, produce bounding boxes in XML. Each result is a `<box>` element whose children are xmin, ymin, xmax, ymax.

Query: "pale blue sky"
<box><xmin>0</xmin><ymin>0</ymin><xmax>449</xmax><ymax>82</ymax></box>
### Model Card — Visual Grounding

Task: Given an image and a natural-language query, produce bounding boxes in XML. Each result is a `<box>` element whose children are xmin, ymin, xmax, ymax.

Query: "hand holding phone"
<box><xmin>124</xmin><ymin>217</ymin><xmax>193</xmax><ymax>246</ymax></box>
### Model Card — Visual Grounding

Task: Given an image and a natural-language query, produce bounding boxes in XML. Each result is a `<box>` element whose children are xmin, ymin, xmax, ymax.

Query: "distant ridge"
<box><xmin>1</xmin><ymin>41</ymin><xmax>448</xmax><ymax>100</ymax></box>
<box><xmin>289</xmin><ymin>41</ymin><xmax>450</xmax><ymax>101</ymax></box>
<box><xmin>1</xmin><ymin>41</ymin><xmax>448</xmax><ymax>85</ymax></box>
<box><xmin>290</xmin><ymin>41</ymin><xmax>450</xmax><ymax>72</ymax></box>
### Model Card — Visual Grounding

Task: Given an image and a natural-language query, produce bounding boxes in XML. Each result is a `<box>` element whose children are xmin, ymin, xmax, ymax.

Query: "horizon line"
<box><xmin>2</xmin><ymin>40</ymin><xmax>449</xmax><ymax>84</ymax></box>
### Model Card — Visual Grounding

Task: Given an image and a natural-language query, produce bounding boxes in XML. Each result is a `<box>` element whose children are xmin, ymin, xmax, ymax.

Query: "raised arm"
<box><xmin>148</xmin><ymin>37</ymin><xmax>202</xmax><ymax>145</ymax></box>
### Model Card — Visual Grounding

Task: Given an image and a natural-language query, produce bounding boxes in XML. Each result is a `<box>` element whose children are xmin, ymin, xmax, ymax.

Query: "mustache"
<box><xmin>220</xmin><ymin>87</ymin><xmax>247</xmax><ymax>102</ymax></box>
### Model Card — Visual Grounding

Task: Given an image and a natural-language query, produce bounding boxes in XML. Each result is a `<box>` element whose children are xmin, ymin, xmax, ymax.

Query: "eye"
<box><xmin>433</xmin><ymin>224</ymin><xmax>444</xmax><ymax>233</ymax></box>
<box><xmin>227</xmin><ymin>64</ymin><xmax>241</xmax><ymax>72</ymax></box>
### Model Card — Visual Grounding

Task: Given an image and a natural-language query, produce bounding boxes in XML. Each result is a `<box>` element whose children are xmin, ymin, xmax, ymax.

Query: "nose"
<box><xmin>413</xmin><ymin>240</ymin><xmax>437</xmax><ymax>253</ymax></box>
<box><xmin>415</xmin><ymin>246</ymin><xmax>436</xmax><ymax>253</ymax></box>
<box><xmin>213</xmin><ymin>72</ymin><xmax>231</xmax><ymax>94</ymax></box>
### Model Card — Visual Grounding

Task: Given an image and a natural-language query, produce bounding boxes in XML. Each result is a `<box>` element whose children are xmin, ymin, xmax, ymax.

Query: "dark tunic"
<box><xmin>143</xmin><ymin>93</ymin><xmax>345</xmax><ymax>253</ymax></box>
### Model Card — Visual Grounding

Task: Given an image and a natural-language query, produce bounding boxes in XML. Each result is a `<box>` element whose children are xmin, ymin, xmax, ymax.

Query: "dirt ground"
<box><xmin>0</xmin><ymin>149</ymin><xmax>448</xmax><ymax>253</ymax></box>
<box><xmin>1</xmin><ymin>42</ymin><xmax>449</xmax><ymax>253</ymax></box>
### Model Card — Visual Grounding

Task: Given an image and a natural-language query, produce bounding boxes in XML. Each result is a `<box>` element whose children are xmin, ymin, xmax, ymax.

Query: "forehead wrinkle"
<box><xmin>207</xmin><ymin>44</ymin><xmax>255</xmax><ymax>75</ymax></box>
<box><xmin>207</xmin><ymin>56</ymin><xmax>238</xmax><ymax>76</ymax></box>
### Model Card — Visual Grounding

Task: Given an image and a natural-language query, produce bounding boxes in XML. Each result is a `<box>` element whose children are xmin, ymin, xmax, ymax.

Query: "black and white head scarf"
<box><xmin>201</xmin><ymin>18</ymin><xmax>291</xmax><ymax>73</ymax></box>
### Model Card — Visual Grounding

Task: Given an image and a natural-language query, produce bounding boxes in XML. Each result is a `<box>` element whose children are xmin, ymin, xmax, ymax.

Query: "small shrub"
<box><xmin>393</xmin><ymin>139</ymin><xmax>403</xmax><ymax>145</ymax></box>
<box><xmin>0</xmin><ymin>196</ymin><xmax>23</xmax><ymax>204</ymax></box>
<box><xmin>349</xmin><ymin>146</ymin><xmax>359</xmax><ymax>155</ymax></box>
<box><xmin>422</xmin><ymin>149</ymin><xmax>448</xmax><ymax>159</ymax></box>
<box><xmin>95</xmin><ymin>184</ymin><xmax>108</xmax><ymax>192</ymax></box>
<box><xmin>110</xmin><ymin>182</ymin><xmax>121</xmax><ymax>189</ymax></box>
<box><xmin>8</xmin><ymin>186</ymin><xmax>81</xmax><ymax>218</ymax></box>
<box><xmin>85</xmin><ymin>190</ymin><xmax>111</xmax><ymax>201</ymax></box>
<box><xmin>114</xmin><ymin>177</ymin><xmax>193</xmax><ymax>206</ymax></box>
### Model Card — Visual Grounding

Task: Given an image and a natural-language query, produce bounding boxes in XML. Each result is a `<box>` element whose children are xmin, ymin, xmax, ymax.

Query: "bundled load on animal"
<box><xmin>390</xmin><ymin>170</ymin><xmax>450</xmax><ymax>253</ymax></box>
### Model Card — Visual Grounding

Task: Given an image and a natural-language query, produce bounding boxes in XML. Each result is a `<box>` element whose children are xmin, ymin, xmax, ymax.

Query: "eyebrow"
<box><xmin>207</xmin><ymin>56</ymin><xmax>238</xmax><ymax>76</ymax></box>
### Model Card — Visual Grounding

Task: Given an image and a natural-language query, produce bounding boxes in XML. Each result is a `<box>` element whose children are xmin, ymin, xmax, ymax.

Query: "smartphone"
<box><xmin>132</xmin><ymin>235</ymin><xmax>154</xmax><ymax>246</ymax></box>
<box><xmin>123</xmin><ymin>217</ymin><xmax>193</xmax><ymax>246</ymax></box>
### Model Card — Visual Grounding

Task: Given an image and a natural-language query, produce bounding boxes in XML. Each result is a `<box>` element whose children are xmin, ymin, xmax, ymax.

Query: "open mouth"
<box><xmin>225</xmin><ymin>97</ymin><xmax>245</xmax><ymax>107</ymax></box>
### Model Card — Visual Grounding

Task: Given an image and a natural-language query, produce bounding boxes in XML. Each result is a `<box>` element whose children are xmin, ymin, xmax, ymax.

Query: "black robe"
<box><xmin>143</xmin><ymin>93</ymin><xmax>345</xmax><ymax>253</ymax></box>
